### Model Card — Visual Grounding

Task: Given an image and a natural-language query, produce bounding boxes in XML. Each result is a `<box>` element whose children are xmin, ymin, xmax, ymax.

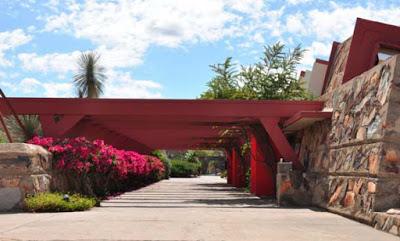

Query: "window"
<box><xmin>375</xmin><ymin>46</ymin><xmax>400</xmax><ymax>65</ymax></box>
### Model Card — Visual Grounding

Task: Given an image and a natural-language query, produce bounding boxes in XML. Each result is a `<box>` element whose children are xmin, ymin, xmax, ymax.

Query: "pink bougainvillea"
<box><xmin>28</xmin><ymin>136</ymin><xmax>164</xmax><ymax>180</ymax></box>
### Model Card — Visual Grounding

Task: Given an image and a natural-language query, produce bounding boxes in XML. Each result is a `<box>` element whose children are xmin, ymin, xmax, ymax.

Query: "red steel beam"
<box><xmin>0</xmin><ymin>98</ymin><xmax>324</xmax><ymax>118</ymax></box>
<box><xmin>260</xmin><ymin>118</ymin><xmax>302</xmax><ymax>169</ymax></box>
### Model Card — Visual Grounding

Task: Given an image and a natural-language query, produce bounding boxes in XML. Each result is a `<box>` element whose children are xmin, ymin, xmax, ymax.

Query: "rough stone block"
<box><xmin>0</xmin><ymin>187</ymin><xmax>22</xmax><ymax>212</ymax></box>
<box><xmin>0</xmin><ymin>143</ymin><xmax>51</xmax><ymax>176</ymax></box>
<box><xmin>0</xmin><ymin>144</ymin><xmax>52</xmax><ymax>212</ymax></box>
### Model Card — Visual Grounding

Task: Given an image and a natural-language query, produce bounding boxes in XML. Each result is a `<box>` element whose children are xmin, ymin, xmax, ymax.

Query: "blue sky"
<box><xmin>0</xmin><ymin>0</ymin><xmax>400</xmax><ymax>99</ymax></box>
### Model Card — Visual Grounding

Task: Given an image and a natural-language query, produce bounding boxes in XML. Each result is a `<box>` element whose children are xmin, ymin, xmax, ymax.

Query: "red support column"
<box><xmin>225</xmin><ymin>149</ymin><xmax>233</xmax><ymax>185</ymax></box>
<box><xmin>249</xmin><ymin>130</ymin><xmax>275</xmax><ymax>196</ymax></box>
<box><xmin>231</xmin><ymin>147</ymin><xmax>237</xmax><ymax>187</ymax></box>
<box><xmin>232</xmin><ymin>147</ymin><xmax>246</xmax><ymax>188</ymax></box>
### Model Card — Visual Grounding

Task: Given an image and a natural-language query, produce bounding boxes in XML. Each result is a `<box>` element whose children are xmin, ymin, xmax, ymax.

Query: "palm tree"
<box><xmin>74</xmin><ymin>51</ymin><xmax>106</xmax><ymax>98</ymax></box>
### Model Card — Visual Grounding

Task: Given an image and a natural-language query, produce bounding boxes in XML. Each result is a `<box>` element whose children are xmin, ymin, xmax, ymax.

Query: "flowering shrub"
<box><xmin>28</xmin><ymin>136</ymin><xmax>165</xmax><ymax>196</ymax></box>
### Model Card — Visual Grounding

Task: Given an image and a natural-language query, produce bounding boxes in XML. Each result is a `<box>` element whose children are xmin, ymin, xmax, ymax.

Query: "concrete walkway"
<box><xmin>0</xmin><ymin>176</ymin><xmax>398</xmax><ymax>241</ymax></box>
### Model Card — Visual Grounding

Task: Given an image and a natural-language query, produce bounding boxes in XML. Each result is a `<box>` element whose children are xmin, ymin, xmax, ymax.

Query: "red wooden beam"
<box><xmin>0</xmin><ymin>98</ymin><xmax>324</xmax><ymax>118</ymax></box>
<box><xmin>66</xmin><ymin>119</ymin><xmax>153</xmax><ymax>154</ymax></box>
<box><xmin>260</xmin><ymin>118</ymin><xmax>302</xmax><ymax>169</ymax></box>
<box><xmin>40</xmin><ymin>115</ymin><xmax>83</xmax><ymax>137</ymax></box>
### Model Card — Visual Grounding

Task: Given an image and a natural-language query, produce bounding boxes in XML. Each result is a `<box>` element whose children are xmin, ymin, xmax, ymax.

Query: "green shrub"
<box><xmin>220</xmin><ymin>170</ymin><xmax>227</xmax><ymax>178</ymax></box>
<box><xmin>24</xmin><ymin>193</ymin><xmax>96</xmax><ymax>212</ymax></box>
<box><xmin>152</xmin><ymin>150</ymin><xmax>171</xmax><ymax>179</ymax></box>
<box><xmin>170</xmin><ymin>159</ymin><xmax>201</xmax><ymax>177</ymax></box>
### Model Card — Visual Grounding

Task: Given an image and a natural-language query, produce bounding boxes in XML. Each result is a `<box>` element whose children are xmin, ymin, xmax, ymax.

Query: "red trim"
<box><xmin>315</xmin><ymin>58</ymin><xmax>329</xmax><ymax>65</ymax></box>
<box><xmin>283</xmin><ymin>111</ymin><xmax>332</xmax><ymax>128</ymax></box>
<box><xmin>343</xmin><ymin>18</ymin><xmax>400</xmax><ymax>83</ymax></box>
<box><xmin>0</xmin><ymin>98</ymin><xmax>324</xmax><ymax>117</ymax></box>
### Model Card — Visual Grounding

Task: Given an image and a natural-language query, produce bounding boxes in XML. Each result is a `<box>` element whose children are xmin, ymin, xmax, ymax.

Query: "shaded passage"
<box><xmin>0</xmin><ymin>176</ymin><xmax>398</xmax><ymax>241</ymax></box>
<box><xmin>101</xmin><ymin>176</ymin><xmax>276</xmax><ymax>208</ymax></box>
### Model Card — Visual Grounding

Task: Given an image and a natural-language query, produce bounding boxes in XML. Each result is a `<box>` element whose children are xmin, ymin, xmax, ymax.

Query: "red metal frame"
<box><xmin>342</xmin><ymin>18</ymin><xmax>400</xmax><ymax>83</ymax></box>
<box><xmin>0</xmin><ymin>97</ymin><xmax>325</xmax><ymax>196</ymax></box>
<box><xmin>283</xmin><ymin>111</ymin><xmax>332</xmax><ymax>132</ymax></box>
<box><xmin>260</xmin><ymin>118</ymin><xmax>302</xmax><ymax>169</ymax></box>
<box><xmin>0</xmin><ymin>98</ymin><xmax>324</xmax><ymax>151</ymax></box>
<box><xmin>0</xmin><ymin>89</ymin><xmax>27</xmax><ymax>142</ymax></box>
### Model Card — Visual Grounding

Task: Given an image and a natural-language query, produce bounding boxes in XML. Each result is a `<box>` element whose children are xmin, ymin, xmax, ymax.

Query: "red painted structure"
<box><xmin>322</xmin><ymin>18</ymin><xmax>400</xmax><ymax>92</ymax></box>
<box><xmin>0</xmin><ymin>97</ymin><xmax>326</xmax><ymax>196</ymax></box>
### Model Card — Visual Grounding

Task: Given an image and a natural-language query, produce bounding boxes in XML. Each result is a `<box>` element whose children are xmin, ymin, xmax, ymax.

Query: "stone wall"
<box><xmin>279</xmin><ymin>55</ymin><xmax>400</xmax><ymax>232</ymax></box>
<box><xmin>0</xmin><ymin>143</ymin><xmax>52</xmax><ymax>211</ymax></box>
<box><xmin>323</xmin><ymin>37</ymin><xmax>352</xmax><ymax>94</ymax></box>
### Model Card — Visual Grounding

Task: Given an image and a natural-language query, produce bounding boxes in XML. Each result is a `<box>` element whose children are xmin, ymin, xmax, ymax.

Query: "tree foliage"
<box><xmin>200</xmin><ymin>42</ymin><xmax>312</xmax><ymax>100</ymax></box>
<box><xmin>74</xmin><ymin>51</ymin><xmax>106</xmax><ymax>98</ymax></box>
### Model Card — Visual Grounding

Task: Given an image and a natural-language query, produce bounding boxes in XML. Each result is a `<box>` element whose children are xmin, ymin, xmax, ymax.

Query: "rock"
<box><xmin>367</xmin><ymin>115</ymin><xmax>381</xmax><ymax>138</ymax></box>
<box><xmin>377</xmin><ymin>65</ymin><xmax>391</xmax><ymax>105</ymax></box>
<box><xmin>362</xmin><ymin>108</ymin><xmax>376</xmax><ymax>126</ymax></box>
<box><xmin>368</xmin><ymin>182</ymin><xmax>376</xmax><ymax>194</ymax></box>
<box><xmin>0</xmin><ymin>177</ymin><xmax>20</xmax><ymax>188</ymax></box>
<box><xmin>368</xmin><ymin>152</ymin><xmax>379</xmax><ymax>175</ymax></box>
<box><xmin>385</xmin><ymin>149</ymin><xmax>400</xmax><ymax>163</ymax></box>
<box><xmin>343</xmin><ymin>191</ymin><xmax>355</xmax><ymax>207</ymax></box>
<box><xmin>353</xmin><ymin>179</ymin><xmax>363</xmax><ymax>194</ymax></box>
<box><xmin>356</xmin><ymin>127</ymin><xmax>367</xmax><ymax>140</ymax></box>
<box><xmin>0</xmin><ymin>143</ymin><xmax>51</xmax><ymax>176</ymax></box>
<box><xmin>389</xmin><ymin>225</ymin><xmax>398</xmax><ymax>235</ymax></box>
<box><xmin>386</xmin><ymin>208</ymin><xmax>400</xmax><ymax>215</ymax></box>
<box><xmin>0</xmin><ymin>187</ymin><xmax>21</xmax><ymax>211</ymax></box>
<box><xmin>328</xmin><ymin>185</ymin><xmax>343</xmax><ymax>206</ymax></box>
<box><xmin>0</xmin><ymin>144</ymin><xmax>52</xmax><ymax>211</ymax></box>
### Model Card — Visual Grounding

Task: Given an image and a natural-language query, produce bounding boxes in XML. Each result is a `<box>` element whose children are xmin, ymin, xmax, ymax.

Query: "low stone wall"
<box><xmin>372</xmin><ymin>211</ymin><xmax>400</xmax><ymax>236</ymax></box>
<box><xmin>0</xmin><ymin>143</ymin><xmax>52</xmax><ymax>211</ymax></box>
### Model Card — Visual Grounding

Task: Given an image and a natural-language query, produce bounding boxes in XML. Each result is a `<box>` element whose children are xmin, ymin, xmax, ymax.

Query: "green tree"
<box><xmin>200</xmin><ymin>42</ymin><xmax>312</xmax><ymax>100</ymax></box>
<box><xmin>74</xmin><ymin>51</ymin><xmax>106</xmax><ymax>98</ymax></box>
<box><xmin>200</xmin><ymin>57</ymin><xmax>240</xmax><ymax>99</ymax></box>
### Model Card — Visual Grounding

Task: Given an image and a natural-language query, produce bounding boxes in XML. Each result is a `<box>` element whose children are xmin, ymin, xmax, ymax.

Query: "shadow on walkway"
<box><xmin>101</xmin><ymin>176</ymin><xmax>281</xmax><ymax>209</ymax></box>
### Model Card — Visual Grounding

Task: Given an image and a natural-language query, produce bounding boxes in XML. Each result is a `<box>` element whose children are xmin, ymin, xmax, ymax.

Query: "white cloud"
<box><xmin>287</xmin><ymin>0</ymin><xmax>311</xmax><ymax>5</ymax></box>
<box><xmin>285</xmin><ymin>13</ymin><xmax>306</xmax><ymax>35</ymax></box>
<box><xmin>1</xmin><ymin>77</ymin><xmax>73</xmax><ymax>97</ymax></box>
<box><xmin>302</xmin><ymin>41</ymin><xmax>331</xmax><ymax>67</ymax></box>
<box><xmin>42</xmin><ymin>0</ymin><xmax>240</xmax><ymax>69</ymax></box>
<box><xmin>103</xmin><ymin>70</ymin><xmax>162</xmax><ymax>99</ymax></box>
<box><xmin>0</xmin><ymin>29</ymin><xmax>32</xmax><ymax>66</ymax></box>
<box><xmin>2</xmin><ymin>70</ymin><xmax>162</xmax><ymax>98</ymax></box>
<box><xmin>18</xmin><ymin>51</ymin><xmax>81</xmax><ymax>74</ymax></box>
<box><xmin>226</xmin><ymin>0</ymin><xmax>265</xmax><ymax>18</ymax></box>
<box><xmin>41</xmin><ymin>82</ymin><xmax>73</xmax><ymax>97</ymax></box>
<box><xmin>39</xmin><ymin>0</ymin><xmax>273</xmax><ymax>71</ymax></box>
<box><xmin>306</xmin><ymin>5</ymin><xmax>400</xmax><ymax>41</ymax></box>
<box><xmin>20</xmin><ymin>77</ymin><xmax>41</xmax><ymax>94</ymax></box>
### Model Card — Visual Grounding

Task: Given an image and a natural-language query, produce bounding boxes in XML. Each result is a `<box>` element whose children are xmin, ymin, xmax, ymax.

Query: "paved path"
<box><xmin>0</xmin><ymin>176</ymin><xmax>398</xmax><ymax>241</ymax></box>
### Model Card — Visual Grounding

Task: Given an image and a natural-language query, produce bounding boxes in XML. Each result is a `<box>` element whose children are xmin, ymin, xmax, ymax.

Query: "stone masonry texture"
<box><xmin>0</xmin><ymin>143</ymin><xmax>52</xmax><ymax>211</ymax></box>
<box><xmin>278</xmin><ymin>51</ymin><xmax>400</xmax><ymax>236</ymax></box>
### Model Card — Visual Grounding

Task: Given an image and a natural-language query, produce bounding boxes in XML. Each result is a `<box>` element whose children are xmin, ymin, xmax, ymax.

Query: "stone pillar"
<box><xmin>276</xmin><ymin>161</ymin><xmax>293</xmax><ymax>206</ymax></box>
<box><xmin>250</xmin><ymin>132</ymin><xmax>275</xmax><ymax>196</ymax></box>
<box><xmin>0</xmin><ymin>143</ymin><xmax>52</xmax><ymax>211</ymax></box>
